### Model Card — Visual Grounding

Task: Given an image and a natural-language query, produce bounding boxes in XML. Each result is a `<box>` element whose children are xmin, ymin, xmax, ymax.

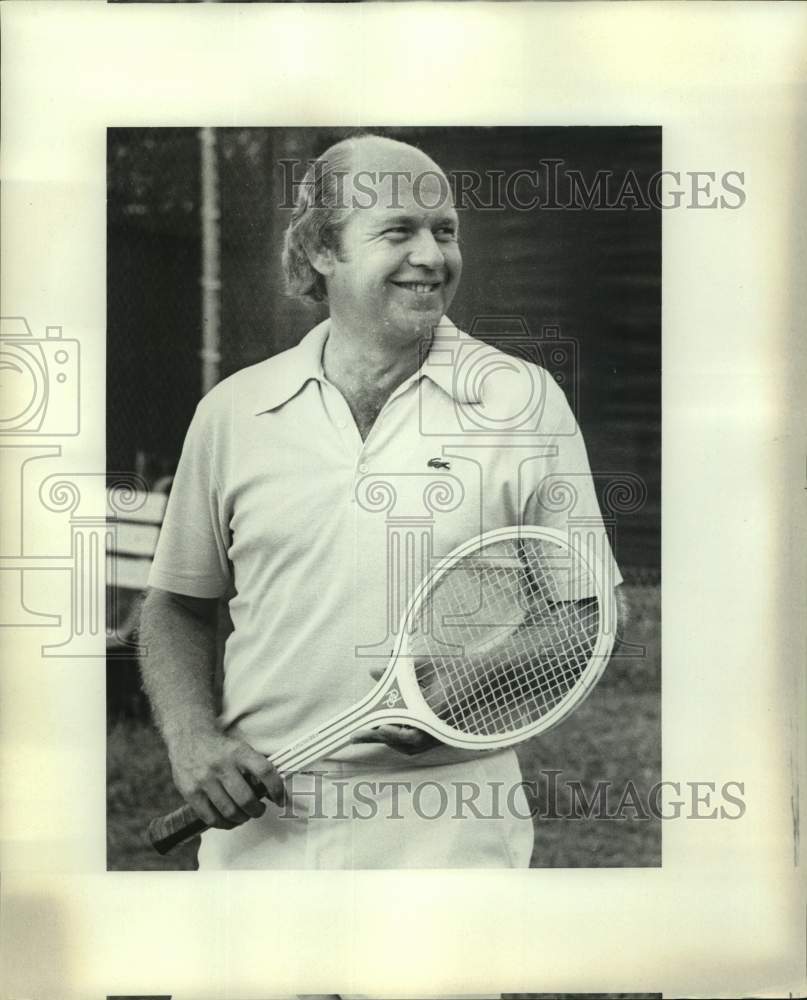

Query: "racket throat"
<box><xmin>271</xmin><ymin>672</ymin><xmax>413</xmax><ymax>774</ymax></box>
<box><xmin>368</xmin><ymin>673</ymin><xmax>409</xmax><ymax>714</ymax></box>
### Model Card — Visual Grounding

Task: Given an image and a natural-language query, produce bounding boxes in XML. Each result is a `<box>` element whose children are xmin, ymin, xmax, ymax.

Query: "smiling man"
<box><xmin>140</xmin><ymin>133</ymin><xmax>622</xmax><ymax>872</ymax></box>
<box><xmin>297</xmin><ymin>138</ymin><xmax>463</xmax><ymax>443</ymax></box>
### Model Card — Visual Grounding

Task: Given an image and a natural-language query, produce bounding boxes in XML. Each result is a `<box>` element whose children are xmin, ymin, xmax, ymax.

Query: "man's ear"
<box><xmin>309</xmin><ymin>246</ymin><xmax>336</xmax><ymax>278</ymax></box>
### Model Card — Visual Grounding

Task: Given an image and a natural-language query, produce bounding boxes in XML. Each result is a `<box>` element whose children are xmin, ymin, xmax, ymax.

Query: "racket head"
<box><xmin>388</xmin><ymin>525</ymin><xmax>615</xmax><ymax>750</ymax></box>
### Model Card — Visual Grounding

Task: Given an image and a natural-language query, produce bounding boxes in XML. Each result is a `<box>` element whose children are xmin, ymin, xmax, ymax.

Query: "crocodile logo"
<box><xmin>427</xmin><ymin>457</ymin><xmax>450</xmax><ymax>470</ymax></box>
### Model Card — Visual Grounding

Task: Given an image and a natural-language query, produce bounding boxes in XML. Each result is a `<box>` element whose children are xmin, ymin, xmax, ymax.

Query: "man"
<box><xmin>141</xmin><ymin>133</ymin><xmax>622</xmax><ymax>870</ymax></box>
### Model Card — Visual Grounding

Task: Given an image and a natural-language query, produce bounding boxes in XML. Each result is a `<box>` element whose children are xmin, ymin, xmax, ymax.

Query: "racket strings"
<box><xmin>411</xmin><ymin>538</ymin><xmax>601</xmax><ymax>736</ymax></box>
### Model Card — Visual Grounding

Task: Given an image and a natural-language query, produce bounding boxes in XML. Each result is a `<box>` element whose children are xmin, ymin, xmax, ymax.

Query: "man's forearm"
<box><xmin>139</xmin><ymin>590</ymin><xmax>220</xmax><ymax>743</ymax></box>
<box><xmin>139</xmin><ymin>589</ymin><xmax>287</xmax><ymax>825</ymax></box>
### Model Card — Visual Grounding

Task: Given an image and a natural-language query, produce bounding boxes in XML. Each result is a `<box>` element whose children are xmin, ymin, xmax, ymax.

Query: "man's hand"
<box><xmin>350</xmin><ymin>665</ymin><xmax>441</xmax><ymax>757</ymax></box>
<box><xmin>351</xmin><ymin>723</ymin><xmax>440</xmax><ymax>756</ymax></box>
<box><xmin>166</xmin><ymin>728</ymin><xmax>287</xmax><ymax>829</ymax></box>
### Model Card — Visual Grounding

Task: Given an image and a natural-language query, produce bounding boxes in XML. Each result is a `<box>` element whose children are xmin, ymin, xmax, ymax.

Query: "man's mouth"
<box><xmin>391</xmin><ymin>281</ymin><xmax>442</xmax><ymax>294</ymax></box>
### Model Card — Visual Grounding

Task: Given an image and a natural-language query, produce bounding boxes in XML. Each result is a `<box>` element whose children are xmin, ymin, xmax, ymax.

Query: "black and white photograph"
<box><xmin>105</xmin><ymin>126</ymin><xmax>662</xmax><ymax>873</ymax></box>
<box><xmin>1</xmin><ymin>3</ymin><xmax>804</xmax><ymax>998</ymax></box>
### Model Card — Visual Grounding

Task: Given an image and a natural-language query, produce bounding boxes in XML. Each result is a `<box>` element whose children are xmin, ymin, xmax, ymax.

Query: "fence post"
<box><xmin>199</xmin><ymin>126</ymin><xmax>221</xmax><ymax>396</ymax></box>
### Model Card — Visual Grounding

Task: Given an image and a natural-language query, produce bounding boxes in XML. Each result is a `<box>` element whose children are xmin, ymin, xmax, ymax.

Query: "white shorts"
<box><xmin>196</xmin><ymin>749</ymin><xmax>534</xmax><ymax>870</ymax></box>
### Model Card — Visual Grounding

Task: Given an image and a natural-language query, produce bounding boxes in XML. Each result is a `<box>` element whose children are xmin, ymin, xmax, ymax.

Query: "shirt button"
<box><xmin>358</xmin><ymin>463</ymin><xmax>369</xmax><ymax>474</ymax></box>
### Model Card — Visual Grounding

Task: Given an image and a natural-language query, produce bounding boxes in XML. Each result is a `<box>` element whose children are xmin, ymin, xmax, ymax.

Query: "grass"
<box><xmin>107</xmin><ymin>718</ymin><xmax>199</xmax><ymax>871</ymax></box>
<box><xmin>108</xmin><ymin>584</ymin><xmax>660</xmax><ymax>871</ymax></box>
<box><xmin>516</xmin><ymin>686</ymin><xmax>660</xmax><ymax>868</ymax></box>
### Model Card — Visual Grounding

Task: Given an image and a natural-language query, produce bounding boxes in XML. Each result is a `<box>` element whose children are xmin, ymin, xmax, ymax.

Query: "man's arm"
<box><xmin>139</xmin><ymin>587</ymin><xmax>286</xmax><ymax>829</ymax></box>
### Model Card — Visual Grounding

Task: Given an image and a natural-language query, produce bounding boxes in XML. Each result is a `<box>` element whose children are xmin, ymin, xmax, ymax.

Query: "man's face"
<box><xmin>322</xmin><ymin>161</ymin><xmax>463</xmax><ymax>344</ymax></box>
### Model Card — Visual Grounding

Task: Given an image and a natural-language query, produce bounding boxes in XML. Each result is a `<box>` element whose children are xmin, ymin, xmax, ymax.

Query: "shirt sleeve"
<box><xmin>522</xmin><ymin>383</ymin><xmax>624</xmax><ymax>597</ymax></box>
<box><xmin>148</xmin><ymin>399</ymin><xmax>232</xmax><ymax>599</ymax></box>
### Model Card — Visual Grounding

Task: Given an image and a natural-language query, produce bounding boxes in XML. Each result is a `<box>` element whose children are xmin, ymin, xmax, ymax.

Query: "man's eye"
<box><xmin>383</xmin><ymin>227</ymin><xmax>409</xmax><ymax>238</ymax></box>
<box><xmin>436</xmin><ymin>227</ymin><xmax>458</xmax><ymax>241</ymax></box>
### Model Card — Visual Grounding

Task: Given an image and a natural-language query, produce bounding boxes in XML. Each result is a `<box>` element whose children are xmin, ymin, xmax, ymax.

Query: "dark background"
<box><xmin>107</xmin><ymin>125</ymin><xmax>660</xmax><ymax>573</ymax></box>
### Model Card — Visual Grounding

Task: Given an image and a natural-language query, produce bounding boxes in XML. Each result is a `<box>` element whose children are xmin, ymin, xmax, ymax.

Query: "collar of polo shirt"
<box><xmin>253</xmin><ymin>316</ymin><xmax>482</xmax><ymax>415</ymax></box>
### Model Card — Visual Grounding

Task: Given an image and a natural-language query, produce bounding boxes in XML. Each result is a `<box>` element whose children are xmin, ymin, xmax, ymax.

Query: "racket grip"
<box><xmin>147</xmin><ymin>803</ymin><xmax>208</xmax><ymax>855</ymax></box>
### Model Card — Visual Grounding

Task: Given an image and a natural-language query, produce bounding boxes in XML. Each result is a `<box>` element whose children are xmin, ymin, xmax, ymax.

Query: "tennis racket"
<box><xmin>147</xmin><ymin>525</ymin><xmax>615</xmax><ymax>854</ymax></box>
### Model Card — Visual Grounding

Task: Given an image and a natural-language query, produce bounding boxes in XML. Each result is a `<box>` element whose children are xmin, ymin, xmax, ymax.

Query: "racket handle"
<box><xmin>147</xmin><ymin>803</ymin><xmax>208</xmax><ymax>855</ymax></box>
<box><xmin>147</xmin><ymin>775</ymin><xmax>269</xmax><ymax>855</ymax></box>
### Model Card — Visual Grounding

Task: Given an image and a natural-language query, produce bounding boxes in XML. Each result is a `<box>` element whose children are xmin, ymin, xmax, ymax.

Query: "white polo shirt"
<box><xmin>148</xmin><ymin>317</ymin><xmax>621</xmax><ymax>770</ymax></box>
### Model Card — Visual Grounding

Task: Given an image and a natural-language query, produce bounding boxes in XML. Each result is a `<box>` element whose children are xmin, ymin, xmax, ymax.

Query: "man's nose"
<box><xmin>407</xmin><ymin>230</ymin><xmax>446</xmax><ymax>271</ymax></box>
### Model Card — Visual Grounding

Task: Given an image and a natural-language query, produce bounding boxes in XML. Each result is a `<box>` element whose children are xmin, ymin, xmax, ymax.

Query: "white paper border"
<box><xmin>1</xmin><ymin>2</ymin><xmax>805</xmax><ymax>997</ymax></box>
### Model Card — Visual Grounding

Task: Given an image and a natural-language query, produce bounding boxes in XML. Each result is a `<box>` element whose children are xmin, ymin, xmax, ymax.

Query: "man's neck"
<box><xmin>321</xmin><ymin>317</ymin><xmax>432</xmax><ymax>441</ymax></box>
<box><xmin>322</xmin><ymin>317</ymin><xmax>431</xmax><ymax>399</ymax></box>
